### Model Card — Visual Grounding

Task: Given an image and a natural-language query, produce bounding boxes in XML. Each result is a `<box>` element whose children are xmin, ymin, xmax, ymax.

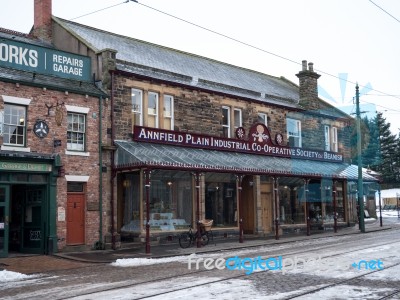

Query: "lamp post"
<box><xmin>193</xmin><ymin>172</ymin><xmax>202</xmax><ymax>248</ymax></box>
<box><xmin>356</xmin><ymin>84</ymin><xmax>365</xmax><ymax>233</ymax></box>
<box><xmin>332</xmin><ymin>181</ymin><xmax>338</xmax><ymax>233</ymax></box>
<box><xmin>378</xmin><ymin>187</ymin><xmax>382</xmax><ymax>226</ymax></box>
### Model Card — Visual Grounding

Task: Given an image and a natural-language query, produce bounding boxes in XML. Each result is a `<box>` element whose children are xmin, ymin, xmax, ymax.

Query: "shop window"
<box><xmin>222</xmin><ymin>106</ymin><xmax>231</xmax><ymax>138</ymax></box>
<box><xmin>205</xmin><ymin>173</ymin><xmax>237</xmax><ymax>227</ymax></box>
<box><xmin>67</xmin><ymin>113</ymin><xmax>86</xmax><ymax>151</ymax></box>
<box><xmin>287</xmin><ymin>118</ymin><xmax>301</xmax><ymax>147</ymax></box>
<box><xmin>132</xmin><ymin>89</ymin><xmax>143</xmax><ymax>127</ymax></box>
<box><xmin>258</xmin><ymin>113</ymin><xmax>267</xmax><ymax>126</ymax></box>
<box><xmin>11</xmin><ymin>173</ymin><xmax>28</xmax><ymax>182</ymax></box>
<box><xmin>3</xmin><ymin>104</ymin><xmax>26</xmax><ymax>146</ymax></box>
<box><xmin>279</xmin><ymin>180</ymin><xmax>306</xmax><ymax>225</ymax></box>
<box><xmin>234</xmin><ymin>108</ymin><xmax>242</xmax><ymax>131</ymax></box>
<box><xmin>163</xmin><ymin>95</ymin><xmax>174</xmax><ymax>130</ymax></box>
<box><xmin>147</xmin><ymin>92</ymin><xmax>159</xmax><ymax>128</ymax></box>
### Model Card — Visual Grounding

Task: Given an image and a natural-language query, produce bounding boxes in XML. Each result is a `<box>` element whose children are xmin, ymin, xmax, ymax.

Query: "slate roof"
<box><xmin>54</xmin><ymin>17</ymin><xmax>300</xmax><ymax>107</ymax></box>
<box><xmin>114</xmin><ymin>141</ymin><xmax>379</xmax><ymax>182</ymax></box>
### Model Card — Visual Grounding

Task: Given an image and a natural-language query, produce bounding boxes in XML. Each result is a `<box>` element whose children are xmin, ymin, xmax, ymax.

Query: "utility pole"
<box><xmin>356</xmin><ymin>84</ymin><xmax>365</xmax><ymax>232</ymax></box>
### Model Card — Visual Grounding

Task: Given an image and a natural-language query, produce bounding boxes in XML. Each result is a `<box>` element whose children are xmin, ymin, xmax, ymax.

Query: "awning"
<box><xmin>114</xmin><ymin>141</ymin><xmax>379</xmax><ymax>182</ymax></box>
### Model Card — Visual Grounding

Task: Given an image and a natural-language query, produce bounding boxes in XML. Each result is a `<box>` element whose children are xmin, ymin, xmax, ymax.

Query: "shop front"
<box><xmin>0</xmin><ymin>157</ymin><xmax>58</xmax><ymax>257</ymax></box>
<box><xmin>113</xmin><ymin>124</ymin><xmax>379</xmax><ymax>247</ymax></box>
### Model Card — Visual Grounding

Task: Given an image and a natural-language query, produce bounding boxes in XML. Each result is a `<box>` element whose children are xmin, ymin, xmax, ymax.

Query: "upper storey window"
<box><xmin>132</xmin><ymin>89</ymin><xmax>143</xmax><ymax>127</ymax></box>
<box><xmin>222</xmin><ymin>106</ymin><xmax>231</xmax><ymax>138</ymax></box>
<box><xmin>287</xmin><ymin>118</ymin><xmax>301</xmax><ymax>147</ymax></box>
<box><xmin>147</xmin><ymin>92</ymin><xmax>159</xmax><ymax>128</ymax></box>
<box><xmin>325</xmin><ymin>125</ymin><xmax>338</xmax><ymax>152</ymax></box>
<box><xmin>258</xmin><ymin>113</ymin><xmax>268</xmax><ymax>126</ymax></box>
<box><xmin>163</xmin><ymin>95</ymin><xmax>174</xmax><ymax>130</ymax></box>
<box><xmin>3</xmin><ymin>104</ymin><xmax>26</xmax><ymax>146</ymax></box>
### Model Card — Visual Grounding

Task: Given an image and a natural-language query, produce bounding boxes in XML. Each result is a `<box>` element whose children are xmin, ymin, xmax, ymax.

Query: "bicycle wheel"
<box><xmin>201</xmin><ymin>232</ymin><xmax>209</xmax><ymax>246</ymax></box>
<box><xmin>179</xmin><ymin>233</ymin><xmax>192</xmax><ymax>248</ymax></box>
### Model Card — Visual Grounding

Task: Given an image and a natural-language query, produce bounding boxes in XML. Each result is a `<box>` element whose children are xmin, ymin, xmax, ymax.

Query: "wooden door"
<box><xmin>67</xmin><ymin>194</ymin><xmax>85</xmax><ymax>245</ymax></box>
<box><xmin>260</xmin><ymin>182</ymin><xmax>273</xmax><ymax>234</ymax></box>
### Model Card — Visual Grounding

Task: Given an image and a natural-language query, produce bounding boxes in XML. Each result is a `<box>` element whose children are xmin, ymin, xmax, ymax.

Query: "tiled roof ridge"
<box><xmin>0</xmin><ymin>27</ymin><xmax>30</xmax><ymax>38</ymax></box>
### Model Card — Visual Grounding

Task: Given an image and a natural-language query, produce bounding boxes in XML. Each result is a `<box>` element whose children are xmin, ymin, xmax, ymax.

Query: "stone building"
<box><xmin>0</xmin><ymin>0</ymin><xmax>379</xmax><ymax>255</ymax></box>
<box><xmin>0</xmin><ymin>22</ymin><xmax>107</xmax><ymax>257</ymax></box>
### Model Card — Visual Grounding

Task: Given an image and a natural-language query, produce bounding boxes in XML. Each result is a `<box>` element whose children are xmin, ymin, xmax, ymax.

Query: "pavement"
<box><xmin>0</xmin><ymin>218</ymin><xmax>395</xmax><ymax>275</ymax></box>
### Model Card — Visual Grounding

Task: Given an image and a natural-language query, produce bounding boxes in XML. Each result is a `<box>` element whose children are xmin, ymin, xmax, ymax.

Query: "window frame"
<box><xmin>324</xmin><ymin>125</ymin><xmax>331</xmax><ymax>151</ymax></box>
<box><xmin>3</xmin><ymin>104</ymin><xmax>27</xmax><ymax>147</ymax></box>
<box><xmin>67</xmin><ymin>112</ymin><xmax>86</xmax><ymax>152</ymax></box>
<box><xmin>286</xmin><ymin>118</ymin><xmax>302</xmax><ymax>147</ymax></box>
<box><xmin>331</xmin><ymin>126</ymin><xmax>338</xmax><ymax>152</ymax></box>
<box><xmin>132</xmin><ymin>88</ymin><xmax>143</xmax><ymax>127</ymax></box>
<box><xmin>222</xmin><ymin>106</ymin><xmax>231</xmax><ymax>138</ymax></box>
<box><xmin>233</xmin><ymin>108</ymin><xmax>242</xmax><ymax>130</ymax></box>
<box><xmin>163</xmin><ymin>94</ymin><xmax>174</xmax><ymax>130</ymax></box>
<box><xmin>147</xmin><ymin>91</ymin><xmax>159</xmax><ymax>128</ymax></box>
<box><xmin>258</xmin><ymin>113</ymin><xmax>268</xmax><ymax>126</ymax></box>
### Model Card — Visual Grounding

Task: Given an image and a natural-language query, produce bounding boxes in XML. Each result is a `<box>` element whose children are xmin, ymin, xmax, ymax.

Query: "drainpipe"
<box><xmin>110</xmin><ymin>70</ymin><xmax>116</xmax><ymax>250</ymax></box>
<box><xmin>98</xmin><ymin>95</ymin><xmax>103</xmax><ymax>247</ymax></box>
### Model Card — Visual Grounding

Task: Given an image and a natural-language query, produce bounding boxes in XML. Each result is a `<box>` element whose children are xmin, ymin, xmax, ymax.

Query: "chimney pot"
<box><xmin>302</xmin><ymin>60</ymin><xmax>307</xmax><ymax>71</ymax></box>
<box><xmin>308</xmin><ymin>62</ymin><xmax>314</xmax><ymax>72</ymax></box>
<box><xmin>33</xmin><ymin>0</ymin><xmax>52</xmax><ymax>42</ymax></box>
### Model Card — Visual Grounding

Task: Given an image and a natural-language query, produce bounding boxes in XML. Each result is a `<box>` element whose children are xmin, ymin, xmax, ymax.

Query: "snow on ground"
<box><xmin>0</xmin><ymin>270</ymin><xmax>35</xmax><ymax>282</ymax></box>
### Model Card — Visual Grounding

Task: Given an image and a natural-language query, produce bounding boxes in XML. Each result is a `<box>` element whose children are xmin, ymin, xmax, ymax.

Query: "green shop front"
<box><xmin>0</xmin><ymin>155</ymin><xmax>59</xmax><ymax>257</ymax></box>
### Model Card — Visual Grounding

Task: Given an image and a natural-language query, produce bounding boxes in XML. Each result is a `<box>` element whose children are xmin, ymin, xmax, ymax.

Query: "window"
<box><xmin>324</xmin><ymin>125</ymin><xmax>338</xmax><ymax>152</ymax></box>
<box><xmin>163</xmin><ymin>95</ymin><xmax>174</xmax><ymax>130</ymax></box>
<box><xmin>132</xmin><ymin>89</ymin><xmax>143</xmax><ymax>127</ymax></box>
<box><xmin>147</xmin><ymin>92</ymin><xmax>159</xmax><ymax>128</ymax></box>
<box><xmin>324</xmin><ymin>125</ymin><xmax>330</xmax><ymax>151</ymax></box>
<box><xmin>258</xmin><ymin>113</ymin><xmax>267</xmax><ymax>126</ymax></box>
<box><xmin>234</xmin><ymin>108</ymin><xmax>242</xmax><ymax>130</ymax></box>
<box><xmin>331</xmin><ymin>127</ymin><xmax>338</xmax><ymax>152</ymax></box>
<box><xmin>3</xmin><ymin>104</ymin><xmax>26</xmax><ymax>146</ymax></box>
<box><xmin>287</xmin><ymin>118</ymin><xmax>301</xmax><ymax>147</ymax></box>
<box><xmin>67</xmin><ymin>113</ymin><xmax>86</xmax><ymax>151</ymax></box>
<box><xmin>222</xmin><ymin>106</ymin><xmax>230</xmax><ymax>138</ymax></box>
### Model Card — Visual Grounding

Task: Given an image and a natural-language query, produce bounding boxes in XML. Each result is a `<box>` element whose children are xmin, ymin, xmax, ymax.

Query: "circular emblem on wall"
<box><xmin>33</xmin><ymin>120</ymin><xmax>49</xmax><ymax>138</ymax></box>
<box><xmin>235</xmin><ymin>127</ymin><xmax>245</xmax><ymax>139</ymax></box>
<box><xmin>275</xmin><ymin>133</ymin><xmax>284</xmax><ymax>145</ymax></box>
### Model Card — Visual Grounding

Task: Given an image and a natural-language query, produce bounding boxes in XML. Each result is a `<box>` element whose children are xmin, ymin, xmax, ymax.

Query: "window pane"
<box><xmin>258</xmin><ymin>113</ymin><xmax>267</xmax><ymax>125</ymax></box>
<box><xmin>234</xmin><ymin>109</ymin><xmax>242</xmax><ymax>128</ymax></box>
<box><xmin>3</xmin><ymin>104</ymin><xmax>26</xmax><ymax>146</ymax></box>
<box><xmin>132</xmin><ymin>89</ymin><xmax>143</xmax><ymax>127</ymax></box>
<box><xmin>67</xmin><ymin>112</ymin><xmax>86</xmax><ymax>151</ymax></box>
<box><xmin>148</xmin><ymin>92</ymin><xmax>158</xmax><ymax>115</ymax></box>
<box><xmin>222</xmin><ymin>107</ymin><xmax>229</xmax><ymax>126</ymax></box>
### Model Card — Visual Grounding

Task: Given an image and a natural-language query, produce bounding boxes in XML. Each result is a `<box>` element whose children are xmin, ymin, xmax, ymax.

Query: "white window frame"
<box><xmin>132</xmin><ymin>88</ymin><xmax>143</xmax><ymax>126</ymax></box>
<box><xmin>147</xmin><ymin>92</ymin><xmax>159</xmax><ymax>128</ymax></box>
<box><xmin>234</xmin><ymin>108</ymin><xmax>242</xmax><ymax>130</ymax></box>
<box><xmin>287</xmin><ymin>118</ymin><xmax>301</xmax><ymax>147</ymax></box>
<box><xmin>258</xmin><ymin>113</ymin><xmax>268</xmax><ymax>126</ymax></box>
<box><xmin>163</xmin><ymin>94</ymin><xmax>174</xmax><ymax>130</ymax></box>
<box><xmin>3</xmin><ymin>104</ymin><xmax>27</xmax><ymax>147</ymax></box>
<box><xmin>67</xmin><ymin>112</ymin><xmax>86</xmax><ymax>152</ymax></box>
<box><xmin>324</xmin><ymin>125</ymin><xmax>331</xmax><ymax>151</ymax></box>
<box><xmin>222</xmin><ymin>106</ymin><xmax>231</xmax><ymax>138</ymax></box>
<box><xmin>331</xmin><ymin>126</ymin><xmax>338</xmax><ymax>152</ymax></box>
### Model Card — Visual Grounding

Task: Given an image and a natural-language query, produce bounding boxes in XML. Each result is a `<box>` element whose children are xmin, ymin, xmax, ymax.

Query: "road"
<box><xmin>1</xmin><ymin>217</ymin><xmax>400</xmax><ymax>299</ymax></box>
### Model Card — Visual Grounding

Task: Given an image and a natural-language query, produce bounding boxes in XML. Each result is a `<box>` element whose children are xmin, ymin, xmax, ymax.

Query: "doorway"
<box><xmin>67</xmin><ymin>193</ymin><xmax>85</xmax><ymax>245</ymax></box>
<box><xmin>0</xmin><ymin>185</ymin><xmax>10</xmax><ymax>258</ymax></box>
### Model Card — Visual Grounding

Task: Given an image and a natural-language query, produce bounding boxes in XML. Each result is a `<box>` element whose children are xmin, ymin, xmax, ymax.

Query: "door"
<box><xmin>0</xmin><ymin>185</ymin><xmax>10</xmax><ymax>258</ymax></box>
<box><xmin>67</xmin><ymin>194</ymin><xmax>85</xmax><ymax>245</ymax></box>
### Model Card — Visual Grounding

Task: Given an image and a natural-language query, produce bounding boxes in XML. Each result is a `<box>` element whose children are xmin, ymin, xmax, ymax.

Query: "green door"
<box><xmin>22</xmin><ymin>188</ymin><xmax>45</xmax><ymax>254</ymax></box>
<box><xmin>0</xmin><ymin>185</ymin><xmax>10</xmax><ymax>258</ymax></box>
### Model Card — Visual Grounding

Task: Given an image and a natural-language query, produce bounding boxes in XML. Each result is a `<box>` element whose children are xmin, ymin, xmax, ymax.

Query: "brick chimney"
<box><xmin>32</xmin><ymin>0</ymin><xmax>52</xmax><ymax>42</ymax></box>
<box><xmin>296</xmin><ymin>60</ymin><xmax>321</xmax><ymax>110</ymax></box>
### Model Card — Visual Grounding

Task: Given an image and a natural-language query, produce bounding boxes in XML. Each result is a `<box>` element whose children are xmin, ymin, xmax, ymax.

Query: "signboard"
<box><xmin>0</xmin><ymin>161</ymin><xmax>52</xmax><ymax>172</ymax></box>
<box><xmin>0</xmin><ymin>38</ymin><xmax>91</xmax><ymax>82</ymax></box>
<box><xmin>58</xmin><ymin>207</ymin><xmax>65</xmax><ymax>222</ymax></box>
<box><xmin>133</xmin><ymin>124</ymin><xmax>344</xmax><ymax>163</ymax></box>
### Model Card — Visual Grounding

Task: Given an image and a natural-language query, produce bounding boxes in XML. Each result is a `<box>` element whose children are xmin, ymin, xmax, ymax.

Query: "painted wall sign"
<box><xmin>133</xmin><ymin>124</ymin><xmax>344</xmax><ymax>163</ymax></box>
<box><xmin>0</xmin><ymin>38</ymin><xmax>91</xmax><ymax>82</ymax></box>
<box><xmin>0</xmin><ymin>161</ymin><xmax>52</xmax><ymax>172</ymax></box>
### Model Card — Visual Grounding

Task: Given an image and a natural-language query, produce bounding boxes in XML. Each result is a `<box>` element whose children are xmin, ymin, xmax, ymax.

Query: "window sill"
<box><xmin>1</xmin><ymin>145</ymin><xmax>31</xmax><ymax>152</ymax></box>
<box><xmin>65</xmin><ymin>150</ymin><xmax>90</xmax><ymax>157</ymax></box>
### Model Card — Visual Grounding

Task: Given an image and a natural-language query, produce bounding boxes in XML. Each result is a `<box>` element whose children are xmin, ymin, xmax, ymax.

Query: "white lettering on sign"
<box><xmin>52</xmin><ymin>54</ymin><xmax>84</xmax><ymax>77</ymax></box>
<box><xmin>0</xmin><ymin>43</ymin><xmax>38</xmax><ymax>67</ymax></box>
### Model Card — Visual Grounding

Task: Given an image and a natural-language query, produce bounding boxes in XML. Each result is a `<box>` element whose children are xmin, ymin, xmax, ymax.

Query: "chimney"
<box><xmin>32</xmin><ymin>0</ymin><xmax>52</xmax><ymax>42</ymax></box>
<box><xmin>296</xmin><ymin>60</ymin><xmax>321</xmax><ymax>111</ymax></box>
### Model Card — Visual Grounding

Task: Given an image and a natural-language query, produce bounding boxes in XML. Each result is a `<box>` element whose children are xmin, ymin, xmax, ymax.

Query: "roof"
<box><xmin>54</xmin><ymin>17</ymin><xmax>300</xmax><ymax>107</ymax></box>
<box><xmin>114</xmin><ymin>141</ymin><xmax>379</xmax><ymax>182</ymax></box>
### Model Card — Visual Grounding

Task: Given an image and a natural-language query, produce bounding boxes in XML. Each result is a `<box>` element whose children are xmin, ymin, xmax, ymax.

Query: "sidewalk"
<box><xmin>0</xmin><ymin>219</ymin><xmax>394</xmax><ymax>275</ymax></box>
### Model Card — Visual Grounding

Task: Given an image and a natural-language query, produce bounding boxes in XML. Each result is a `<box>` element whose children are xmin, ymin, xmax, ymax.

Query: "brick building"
<box><xmin>1</xmin><ymin>0</ymin><xmax>379</xmax><ymax>255</ymax></box>
<box><xmin>0</xmin><ymin>20</ymin><xmax>107</xmax><ymax>257</ymax></box>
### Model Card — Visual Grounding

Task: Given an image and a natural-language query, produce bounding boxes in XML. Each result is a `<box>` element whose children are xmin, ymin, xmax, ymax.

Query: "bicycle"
<box><xmin>179</xmin><ymin>219</ymin><xmax>213</xmax><ymax>248</ymax></box>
